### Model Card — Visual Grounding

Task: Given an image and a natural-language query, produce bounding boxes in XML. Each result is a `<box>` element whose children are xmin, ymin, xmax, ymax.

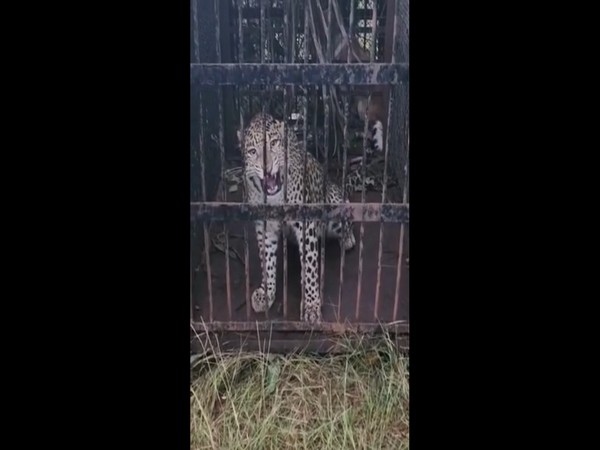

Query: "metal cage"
<box><xmin>191</xmin><ymin>0</ymin><xmax>409</xmax><ymax>353</ymax></box>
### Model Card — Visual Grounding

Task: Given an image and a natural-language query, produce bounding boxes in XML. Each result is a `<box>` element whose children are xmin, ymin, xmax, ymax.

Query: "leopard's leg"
<box><xmin>326</xmin><ymin>189</ymin><xmax>356</xmax><ymax>251</ymax></box>
<box><xmin>252</xmin><ymin>220</ymin><xmax>280</xmax><ymax>313</ymax></box>
<box><xmin>292</xmin><ymin>220</ymin><xmax>322</xmax><ymax>324</ymax></box>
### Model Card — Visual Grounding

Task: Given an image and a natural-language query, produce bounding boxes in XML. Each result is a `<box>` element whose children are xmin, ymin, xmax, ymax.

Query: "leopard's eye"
<box><xmin>247</xmin><ymin>148</ymin><xmax>257</xmax><ymax>156</ymax></box>
<box><xmin>270</xmin><ymin>139</ymin><xmax>280</xmax><ymax>147</ymax></box>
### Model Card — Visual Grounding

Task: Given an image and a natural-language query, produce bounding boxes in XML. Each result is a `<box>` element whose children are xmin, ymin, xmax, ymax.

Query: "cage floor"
<box><xmin>192</xmin><ymin>190</ymin><xmax>409</xmax><ymax>324</ymax></box>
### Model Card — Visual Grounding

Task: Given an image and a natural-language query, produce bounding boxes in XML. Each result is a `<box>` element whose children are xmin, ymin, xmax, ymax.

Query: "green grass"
<box><xmin>190</xmin><ymin>334</ymin><xmax>409</xmax><ymax>449</ymax></box>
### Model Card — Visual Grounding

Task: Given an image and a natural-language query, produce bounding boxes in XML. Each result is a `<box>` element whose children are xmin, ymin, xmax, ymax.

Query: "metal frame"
<box><xmin>191</xmin><ymin>0</ymin><xmax>409</xmax><ymax>352</ymax></box>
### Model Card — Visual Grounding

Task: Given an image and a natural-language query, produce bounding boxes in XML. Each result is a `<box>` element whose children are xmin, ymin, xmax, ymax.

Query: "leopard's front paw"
<box><xmin>251</xmin><ymin>286</ymin><xmax>275</xmax><ymax>313</ymax></box>
<box><xmin>343</xmin><ymin>229</ymin><xmax>356</xmax><ymax>251</ymax></box>
<box><xmin>303</xmin><ymin>295</ymin><xmax>322</xmax><ymax>324</ymax></box>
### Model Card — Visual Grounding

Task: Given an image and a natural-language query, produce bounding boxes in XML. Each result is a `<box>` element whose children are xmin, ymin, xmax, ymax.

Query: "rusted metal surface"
<box><xmin>192</xmin><ymin>331</ymin><xmax>409</xmax><ymax>355</ymax></box>
<box><xmin>191</xmin><ymin>320</ymin><xmax>408</xmax><ymax>334</ymax></box>
<box><xmin>191</xmin><ymin>63</ymin><xmax>408</xmax><ymax>86</ymax></box>
<box><xmin>191</xmin><ymin>202</ymin><xmax>409</xmax><ymax>223</ymax></box>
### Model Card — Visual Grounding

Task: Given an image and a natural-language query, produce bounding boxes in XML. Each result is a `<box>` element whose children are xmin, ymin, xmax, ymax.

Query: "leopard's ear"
<box><xmin>276</xmin><ymin>119</ymin><xmax>285</xmax><ymax>138</ymax></box>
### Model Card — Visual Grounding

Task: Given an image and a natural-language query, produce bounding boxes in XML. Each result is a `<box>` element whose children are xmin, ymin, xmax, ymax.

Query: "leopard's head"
<box><xmin>237</xmin><ymin>113</ymin><xmax>286</xmax><ymax>196</ymax></box>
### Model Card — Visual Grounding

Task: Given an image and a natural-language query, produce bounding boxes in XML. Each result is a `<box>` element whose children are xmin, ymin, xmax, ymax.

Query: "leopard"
<box><xmin>238</xmin><ymin>112</ymin><xmax>356</xmax><ymax>324</ymax></box>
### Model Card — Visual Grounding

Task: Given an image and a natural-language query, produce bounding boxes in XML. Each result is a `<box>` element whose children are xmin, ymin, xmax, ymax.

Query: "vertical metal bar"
<box><xmin>355</xmin><ymin>0</ymin><xmax>377</xmax><ymax>321</ymax></box>
<box><xmin>261</xmin><ymin>0</ymin><xmax>270</xmax><ymax>321</ymax></box>
<box><xmin>267</xmin><ymin>84</ymin><xmax>276</xmax><ymax>319</ymax></box>
<box><xmin>282</xmin><ymin>0</ymin><xmax>291</xmax><ymax>319</ymax></box>
<box><xmin>394</xmin><ymin>101</ymin><xmax>409</xmax><ymax>321</ymax></box>
<box><xmin>290</xmin><ymin>0</ymin><xmax>297</xmax><ymax>113</ymax></box>
<box><xmin>291</xmin><ymin>0</ymin><xmax>296</xmax><ymax>63</ymax></box>
<box><xmin>337</xmin><ymin>0</ymin><xmax>354</xmax><ymax>320</ymax></box>
<box><xmin>373</xmin><ymin>89</ymin><xmax>396</xmax><ymax>320</ymax></box>
<box><xmin>198</xmin><ymin>90</ymin><xmax>214</xmax><ymax>322</ymax></box>
<box><xmin>320</xmin><ymin>84</ymin><xmax>329</xmax><ymax>305</ymax></box>
<box><xmin>215</xmin><ymin>0</ymin><xmax>232</xmax><ymax>320</ymax></box>
<box><xmin>190</xmin><ymin>250</ymin><xmax>193</xmax><ymax>321</ymax></box>
<box><xmin>267</xmin><ymin>47</ymin><xmax>277</xmax><ymax>315</ymax></box>
<box><xmin>192</xmin><ymin>0</ymin><xmax>200</xmax><ymax>63</ymax></box>
<box><xmin>284</xmin><ymin>1</ymin><xmax>291</xmax><ymax>64</ymax></box>
<box><xmin>260</xmin><ymin>0</ymin><xmax>266</xmax><ymax>63</ymax></box>
<box><xmin>241</xmin><ymin>103</ymin><xmax>251</xmax><ymax>321</ymax></box>
<box><xmin>336</xmin><ymin>92</ymin><xmax>349</xmax><ymax>320</ymax></box>
<box><xmin>300</xmin><ymin>1</ymin><xmax>310</xmax><ymax>319</ymax></box>
<box><xmin>238</xmin><ymin>0</ymin><xmax>251</xmax><ymax>320</ymax></box>
<box><xmin>354</xmin><ymin>93</ymin><xmax>371</xmax><ymax>321</ymax></box>
<box><xmin>312</xmin><ymin>90</ymin><xmax>318</xmax><ymax>156</ymax></box>
<box><xmin>238</xmin><ymin>0</ymin><xmax>244</xmax><ymax>63</ymax></box>
<box><xmin>326</xmin><ymin>0</ymin><xmax>333</xmax><ymax>62</ymax></box>
<box><xmin>363</xmin><ymin>1</ymin><xmax>368</xmax><ymax>50</ymax></box>
<box><xmin>282</xmin><ymin>117</ymin><xmax>289</xmax><ymax>319</ymax></box>
<box><xmin>319</xmin><ymin>0</ymin><xmax>332</xmax><ymax>310</ymax></box>
<box><xmin>268</xmin><ymin>4</ymin><xmax>273</xmax><ymax>64</ymax></box>
<box><xmin>370</xmin><ymin>0</ymin><xmax>377</xmax><ymax>61</ymax></box>
<box><xmin>393</xmin><ymin>0</ymin><xmax>409</xmax><ymax>321</ymax></box>
<box><xmin>374</xmin><ymin>0</ymin><xmax>398</xmax><ymax>320</ymax></box>
<box><xmin>393</xmin><ymin>142</ymin><xmax>408</xmax><ymax>321</ymax></box>
<box><xmin>261</xmin><ymin>99</ymin><xmax>268</xmax><ymax>320</ymax></box>
<box><xmin>191</xmin><ymin>0</ymin><xmax>200</xmax><ymax>324</ymax></box>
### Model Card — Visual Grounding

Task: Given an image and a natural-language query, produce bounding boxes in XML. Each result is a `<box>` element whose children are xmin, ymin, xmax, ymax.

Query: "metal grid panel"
<box><xmin>190</xmin><ymin>0</ymin><xmax>409</xmax><ymax>350</ymax></box>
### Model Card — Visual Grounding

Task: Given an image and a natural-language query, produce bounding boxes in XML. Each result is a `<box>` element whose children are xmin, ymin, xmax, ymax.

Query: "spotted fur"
<box><xmin>238</xmin><ymin>112</ymin><xmax>355</xmax><ymax>324</ymax></box>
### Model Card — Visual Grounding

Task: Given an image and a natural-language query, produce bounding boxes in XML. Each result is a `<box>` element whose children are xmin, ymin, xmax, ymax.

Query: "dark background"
<box><xmin>4</xmin><ymin>0</ymin><xmax>585</xmax><ymax>448</ymax></box>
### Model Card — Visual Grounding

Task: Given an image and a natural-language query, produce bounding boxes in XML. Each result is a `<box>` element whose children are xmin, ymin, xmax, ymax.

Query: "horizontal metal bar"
<box><xmin>191</xmin><ymin>332</ymin><xmax>409</xmax><ymax>354</ymax></box>
<box><xmin>190</xmin><ymin>202</ymin><xmax>409</xmax><ymax>223</ymax></box>
<box><xmin>240</xmin><ymin>7</ymin><xmax>378</xmax><ymax>21</ymax></box>
<box><xmin>191</xmin><ymin>320</ymin><xmax>409</xmax><ymax>334</ymax></box>
<box><xmin>191</xmin><ymin>63</ymin><xmax>408</xmax><ymax>85</ymax></box>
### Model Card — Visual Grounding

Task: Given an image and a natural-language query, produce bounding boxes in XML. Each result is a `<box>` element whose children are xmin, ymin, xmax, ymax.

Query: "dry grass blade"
<box><xmin>190</xmin><ymin>333</ymin><xmax>409</xmax><ymax>450</ymax></box>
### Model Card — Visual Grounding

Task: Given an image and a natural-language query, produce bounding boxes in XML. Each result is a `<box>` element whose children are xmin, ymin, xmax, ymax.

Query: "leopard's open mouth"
<box><xmin>263</xmin><ymin>171</ymin><xmax>282</xmax><ymax>196</ymax></box>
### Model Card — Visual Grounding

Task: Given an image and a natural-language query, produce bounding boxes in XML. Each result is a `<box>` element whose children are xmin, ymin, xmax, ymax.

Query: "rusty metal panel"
<box><xmin>190</xmin><ymin>202</ymin><xmax>409</xmax><ymax>223</ymax></box>
<box><xmin>191</xmin><ymin>331</ymin><xmax>409</xmax><ymax>355</ymax></box>
<box><xmin>191</xmin><ymin>320</ymin><xmax>408</xmax><ymax>334</ymax></box>
<box><xmin>191</xmin><ymin>63</ymin><xmax>408</xmax><ymax>86</ymax></box>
